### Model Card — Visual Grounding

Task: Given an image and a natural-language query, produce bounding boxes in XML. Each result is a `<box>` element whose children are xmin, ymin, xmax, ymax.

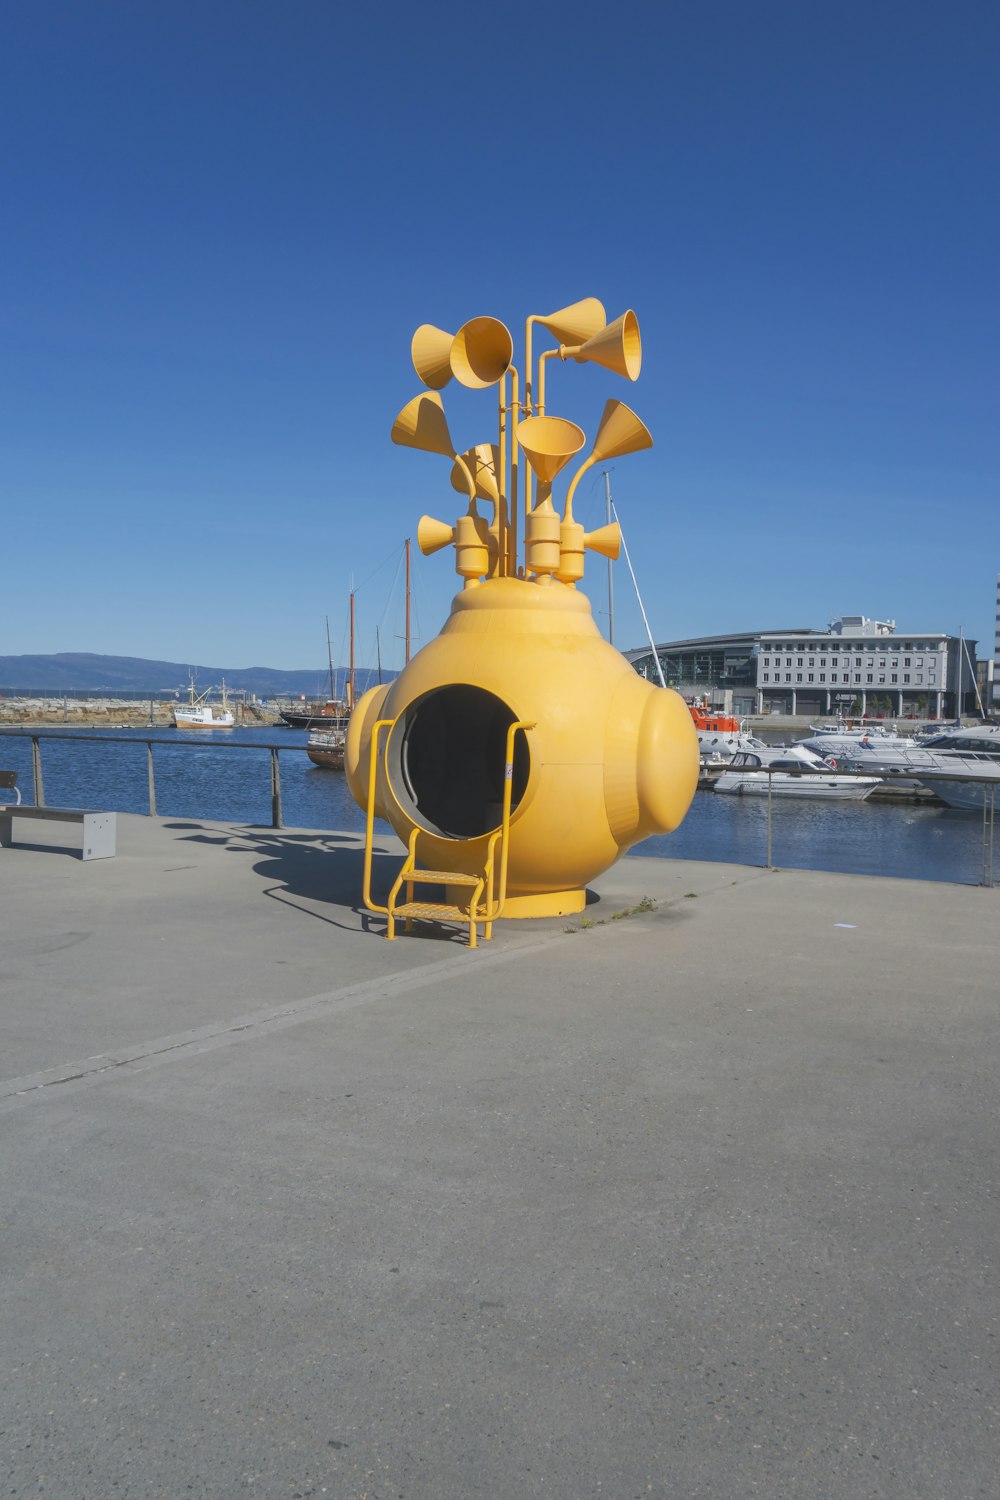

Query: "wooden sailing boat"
<box><xmin>306</xmin><ymin>542</ymin><xmax>411</xmax><ymax>770</ymax></box>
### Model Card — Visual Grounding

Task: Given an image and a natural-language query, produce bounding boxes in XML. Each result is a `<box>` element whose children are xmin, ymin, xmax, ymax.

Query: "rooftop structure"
<box><xmin>626</xmin><ymin>617</ymin><xmax>979</xmax><ymax>719</ymax></box>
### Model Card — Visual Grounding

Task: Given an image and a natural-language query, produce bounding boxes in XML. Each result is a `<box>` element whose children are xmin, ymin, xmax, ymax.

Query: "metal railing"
<box><xmin>756</xmin><ymin>765</ymin><xmax>996</xmax><ymax>887</ymax></box>
<box><xmin>0</xmin><ymin>729</ymin><xmax>307</xmax><ymax>829</ymax></box>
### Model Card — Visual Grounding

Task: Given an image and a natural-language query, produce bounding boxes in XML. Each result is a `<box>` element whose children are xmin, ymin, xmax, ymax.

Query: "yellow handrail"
<box><xmin>484</xmin><ymin>719</ymin><xmax>534</xmax><ymax>925</ymax></box>
<box><xmin>362</xmin><ymin>716</ymin><xmax>397</xmax><ymax>915</ymax></box>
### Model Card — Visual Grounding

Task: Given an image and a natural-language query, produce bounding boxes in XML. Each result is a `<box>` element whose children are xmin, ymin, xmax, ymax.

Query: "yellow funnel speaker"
<box><xmin>564</xmin><ymin>399</ymin><xmax>653</xmax><ymax>517</ymax></box>
<box><xmin>563</xmin><ymin>310</ymin><xmax>642</xmax><ymax>381</ymax></box>
<box><xmin>450</xmin><ymin>317</ymin><xmax>513</xmax><ymax>389</ymax></box>
<box><xmin>581</xmin><ymin>521</ymin><xmax>621</xmax><ymax>560</ymax></box>
<box><xmin>417</xmin><ymin>515</ymin><xmax>457</xmax><ymax>556</ymax></box>
<box><xmin>450</xmin><ymin>444</ymin><xmax>501</xmax><ymax>505</ymax></box>
<box><xmin>589</xmin><ymin>398</ymin><xmax>653</xmax><ymax>463</ymax></box>
<box><xmin>411</xmin><ymin>325</ymin><xmax>455</xmax><ymax>390</ymax></box>
<box><xmin>391</xmin><ymin>390</ymin><xmax>455</xmax><ymax>458</ymax></box>
<box><xmin>516</xmin><ymin>415</ymin><xmax>586</xmax><ymax>485</ymax></box>
<box><xmin>534</xmin><ymin>297</ymin><xmax>607</xmax><ymax>346</ymax></box>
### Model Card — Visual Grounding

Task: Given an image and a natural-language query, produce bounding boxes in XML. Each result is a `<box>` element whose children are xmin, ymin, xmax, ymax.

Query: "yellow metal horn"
<box><xmin>451</xmin><ymin>443</ymin><xmax>501</xmax><ymax>504</ymax></box>
<box><xmin>534</xmin><ymin>297</ymin><xmax>607</xmax><ymax>346</ymax></box>
<box><xmin>583</xmin><ymin>521</ymin><xmax>621</xmax><ymax>559</ymax></box>
<box><xmin>516</xmin><ymin>415</ymin><xmax>586</xmax><ymax>484</ymax></box>
<box><xmin>411</xmin><ymin>325</ymin><xmax>455</xmax><ymax>390</ymax></box>
<box><xmin>590</xmin><ymin>398</ymin><xmax>653</xmax><ymax>462</ymax></box>
<box><xmin>564</xmin><ymin>400</ymin><xmax>653</xmax><ymax>518</ymax></box>
<box><xmin>563</xmin><ymin>310</ymin><xmax>642</xmax><ymax>381</ymax></box>
<box><xmin>450</xmin><ymin>316</ymin><xmax>513</xmax><ymax>390</ymax></box>
<box><xmin>391</xmin><ymin>391</ymin><xmax>455</xmax><ymax>458</ymax></box>
<box><xmin>417</xmin><ymin>515</ymin><xmax>456</xmax><ymax>556</ymax></box>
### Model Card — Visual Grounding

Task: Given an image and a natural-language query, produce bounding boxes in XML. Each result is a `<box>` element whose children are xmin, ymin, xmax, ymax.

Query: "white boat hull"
<box><xmin>173</xmin><ymin>710</ymin><xmax>235</xmax><ymax>729</ymax></box>
<box><xmin>714</xmin><ymin>772</ymin><xmax>881</xmax><ymax>800</ymax></box>
<box><xmin>916</xmin><ymin>778</ymin><xmax>1000</xmax><ymax>811</ymax></box>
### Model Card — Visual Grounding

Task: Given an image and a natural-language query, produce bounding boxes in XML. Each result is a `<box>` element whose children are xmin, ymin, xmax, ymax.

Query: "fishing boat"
<box><xmin>713</xmin><ymin>751</ymin><xmax>881</xmax><ymax>800</ymax></box>
<box><xmin>173</xmin><ymin>677</ymin><xmax>235</xmax><ymax>729</ymax></box>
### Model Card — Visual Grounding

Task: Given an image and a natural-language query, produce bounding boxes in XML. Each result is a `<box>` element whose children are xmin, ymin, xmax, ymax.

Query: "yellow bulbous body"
<box><xmin>346</xmin><ymin>577</ymin><xmax>698</xmax><ymax>914</ymax></box>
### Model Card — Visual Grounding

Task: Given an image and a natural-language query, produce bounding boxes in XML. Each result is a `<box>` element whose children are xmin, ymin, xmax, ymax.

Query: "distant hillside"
<box><xmin>0</xmin><ymin>652</ymin><xmax>389</xmax><ymax>698</ymax></box>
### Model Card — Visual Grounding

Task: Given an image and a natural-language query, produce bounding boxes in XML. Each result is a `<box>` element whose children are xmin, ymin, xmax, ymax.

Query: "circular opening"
<box><xmin>387</xmin><ymin>685</ymin><xmax>529</xmax><ymax>840</ymax></box>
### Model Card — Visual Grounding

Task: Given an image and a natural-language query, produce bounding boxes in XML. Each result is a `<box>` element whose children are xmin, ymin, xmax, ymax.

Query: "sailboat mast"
<box><xmin>348</xmin><ymin>591</ymin><xmax>356</xmax><ymax>711</ymax></box>
<box><xmin>405</xmin><ymin>537</ymin><xmax>411</xmax><ymax>665</ymax></box>
<box><xmin>325</xmin><ymin>615</ymin><xmax>335</xmax><ymax>702</ymax></box>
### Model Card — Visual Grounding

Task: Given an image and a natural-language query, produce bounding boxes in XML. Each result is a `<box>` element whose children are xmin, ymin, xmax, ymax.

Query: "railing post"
<box><xmin>31</xmin><ymin>736</ymin><xmax>45</xmax><ymax>807</ymax></box>
<box><xmin>982</xmin><ymin>782</ymin><xmax>995</xmax><ymax>889</ymax></box>
<box><xmin>766</xmin><ymin>769</ymin><xmax>773</xmax><ymax>868</ymax></box>
<box><xmin>146</xmin><ymin>741</ymin><xmax>156</xmax><ymax>816</ymax></box>
<box><xmin>270</xmin><ymin>747</ymin><xmax>283</xmax><ymax>829</ymax></box>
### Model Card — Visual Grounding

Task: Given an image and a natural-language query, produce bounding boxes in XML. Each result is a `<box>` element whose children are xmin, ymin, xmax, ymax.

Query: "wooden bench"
<box><xmin>0</xmin><ymin>802</ymin><xmax>117</xmax><ymax>860</ymax></box>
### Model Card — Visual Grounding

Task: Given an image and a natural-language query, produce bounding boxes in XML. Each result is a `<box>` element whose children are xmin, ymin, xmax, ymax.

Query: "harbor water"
<box><xmin>0</xmin><ymin>726</ymin><xmax>993</xmax><ymax>887</ymax></box>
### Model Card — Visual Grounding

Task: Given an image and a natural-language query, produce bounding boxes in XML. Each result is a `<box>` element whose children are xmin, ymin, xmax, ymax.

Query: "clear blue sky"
<box><xmin>2</xmin><ymin>0</ymin><xmax>998</xmax><ymax>673</ymax></box>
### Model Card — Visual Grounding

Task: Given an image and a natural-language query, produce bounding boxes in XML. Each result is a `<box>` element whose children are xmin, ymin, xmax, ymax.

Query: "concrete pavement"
<box><xmin>2</xmin><ymin>814</ymin><xmax>998</xmax><ymax>1498</ymax></box>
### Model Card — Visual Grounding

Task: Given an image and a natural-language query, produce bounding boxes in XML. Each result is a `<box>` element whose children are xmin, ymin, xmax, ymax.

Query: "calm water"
<box><xmin>0</xmin><ymin>727</ymin><xmax>993</xmax><ymax>887</ymax></box>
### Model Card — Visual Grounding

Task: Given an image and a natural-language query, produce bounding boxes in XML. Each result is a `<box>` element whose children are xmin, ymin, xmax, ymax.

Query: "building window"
<box><xmin>904</xmin><ymin>674</ymin><xmax>910</xmax><ymax>683</ymax></box>
<box><xmin>763</xmin><ymin>672</ymin><xmax>769</xmax><ymax>682</ymax></box>
<box><xmin>808</xmin><ymin>657</ymin><xmax>815</xmax><ymax>667</ymax></box>
<box><xmin>819</xmin><ymin>673</ymin><xmax>826</xmax><ymax>682</ymax></box>
<box><xmin>916</xmin><ymin>657</ymin><xmax>923</xmax><ymax>666</ymax></box>
<box><xmin>786</xmin><ymin>657</ymin><xmax>792</xmax><ymax>666</ymax></box>
<box><xmin>904</xmin><ymin>657</ymin><xmax>911</xmax><ymax>666</ymax></box>
<box><xmin>855</xmin><ymin>658</ymin><xmax>862</xmax><ymax>668</ymax></box>
<box><xmin>866</xmin><ymin>674</ymin><xmax>873</xmax><ymax>683</ymax></box>
<box><xmin>763</xmin><ymin>656</ymin><xmax>770</xmax><ymax>666</ymax></box>
<box><xmin>796</xmin><ymin>673</ymin><xmax>803</xmax><ymax>682</ymax></box>
<box><xmin>891</xmin><ymin>673</ymin><xmax>898</xmax><ymax>683</ymax></box>
<box><xmin>878</xmin><ymin>675</ymin><xmax>885</xmax><ymax>684</ymax></box>
<box><xmin>854</xmin><ymin>673</ymin><xmax>861</xmax><ymax>683</ymax></box>
<box><xmin>916</xmin><ymin>673</ymin><xmax>923</xmax><ymax>684</ymax></box>
<box><xmin>785</xmin><ymin>673</ymin><xmax>792</xmax><ymax>682</ymax></box>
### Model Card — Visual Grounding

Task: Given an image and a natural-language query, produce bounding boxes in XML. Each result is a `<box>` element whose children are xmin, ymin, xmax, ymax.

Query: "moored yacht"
<box><xmin>714</xmin><ymin>749</ymin><xmax>882</xmax><ymax>800</ymax></box>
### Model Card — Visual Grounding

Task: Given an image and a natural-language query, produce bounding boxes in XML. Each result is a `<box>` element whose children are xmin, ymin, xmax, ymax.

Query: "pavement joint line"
<box><xmin>1</xmin><ymin>869</ymin><xmax>772</xmax><ymax>1112</ymax></box>
<box><xmin>0</xmin><ymin>919</ymin><xmax>593</xmax><ymax>1109</ymax></box>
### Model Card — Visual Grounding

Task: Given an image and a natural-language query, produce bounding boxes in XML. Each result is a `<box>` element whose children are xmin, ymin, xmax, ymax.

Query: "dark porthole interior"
<box><xmin>392</xmin><ymin>685</ymin><xmax>529</xmax><ymax>840</ymax></box>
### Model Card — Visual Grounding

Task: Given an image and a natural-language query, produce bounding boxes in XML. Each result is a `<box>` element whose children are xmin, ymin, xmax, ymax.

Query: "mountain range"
<box><xmin>0</xmin><ymin>652</ymin><xmax>387</xmax><ymax>698</ymax></box>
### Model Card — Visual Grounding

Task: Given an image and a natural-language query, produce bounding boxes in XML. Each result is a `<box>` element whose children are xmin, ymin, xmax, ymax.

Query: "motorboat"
<box><xmin>821</xmin><ymin>724</ymin><xmax>1000</xmax><ymax>793</ymax></box>
<box><xmin>907</xmin><ymin>729</ymin><xmax>1000</xmax><ymax>808</ymax></box>
<box><xmin>713</xmin><ymin>751</ymin><xmax>882</xmax><ymax>800</ymax></box>
<box><xmin>796</xmin><ymin>725</ymin><xmax>918</xmax><ymax>771</ymax></box>
<box><xmin>173</xmin><ymin>677</ymin><xmax>235</xmax><ymax>729</ymax></box>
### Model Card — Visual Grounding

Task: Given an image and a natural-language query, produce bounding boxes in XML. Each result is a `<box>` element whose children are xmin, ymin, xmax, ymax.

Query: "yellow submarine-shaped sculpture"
<box><xmin>346</xmin><ymin>297</ymin><xmax>699</xmax><ymax>944</ymax></box>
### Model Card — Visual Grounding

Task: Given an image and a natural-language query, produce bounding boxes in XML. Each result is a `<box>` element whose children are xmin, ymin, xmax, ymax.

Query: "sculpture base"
<box><xmin>448</xmin><ymin>886</ymin><xmax>587</xmax><ymax>919</ymax></box>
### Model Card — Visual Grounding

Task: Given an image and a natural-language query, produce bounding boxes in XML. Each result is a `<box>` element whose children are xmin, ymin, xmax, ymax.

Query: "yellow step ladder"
<box><xmin>362</xmin><ymin>717</ymin><xmax>533</xmax><ymax>948</ymax></box>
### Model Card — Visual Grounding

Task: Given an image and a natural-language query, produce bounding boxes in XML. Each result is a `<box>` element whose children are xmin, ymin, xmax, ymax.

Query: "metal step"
<box><xmin>394</xmin><ymin>900</ymin><xmax>470</xmax><ymax>922</ymax></box>
<box><xmin>403</xmin><ymin>869</ymin><xmax>481</xmax><ymax>887</ymax></box>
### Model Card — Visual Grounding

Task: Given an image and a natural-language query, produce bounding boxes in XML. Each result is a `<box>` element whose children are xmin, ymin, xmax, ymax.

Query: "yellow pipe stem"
<box><xmin>497</xmin><ymin>373</ymin><xmax>507</xmax><ymax>578</ymax></box>
<box><xmin>453</xmin><ymin>453</ymin><xmax>476</xmax><ymax>505</ymax></box>
<box><xmin>507</xmin><ymin>365</ymin><xmax>521</xmax><ymax>576</ymax></box>
<box><xmin>563</xmin><ymin>454</ymin><xmax>597</xmax><ymax>523</ymax></box>
<box><xmin>537</xmin><ymin>348</ymin><xmax>559</xmax><ymax>417</ymax></box>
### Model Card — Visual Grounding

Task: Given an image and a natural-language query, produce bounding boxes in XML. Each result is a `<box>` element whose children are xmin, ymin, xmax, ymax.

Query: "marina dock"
<box><xmin>3</xmin><ymin>815</ymin><xmax>998</xmax><ymax>1498</ymax></box>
